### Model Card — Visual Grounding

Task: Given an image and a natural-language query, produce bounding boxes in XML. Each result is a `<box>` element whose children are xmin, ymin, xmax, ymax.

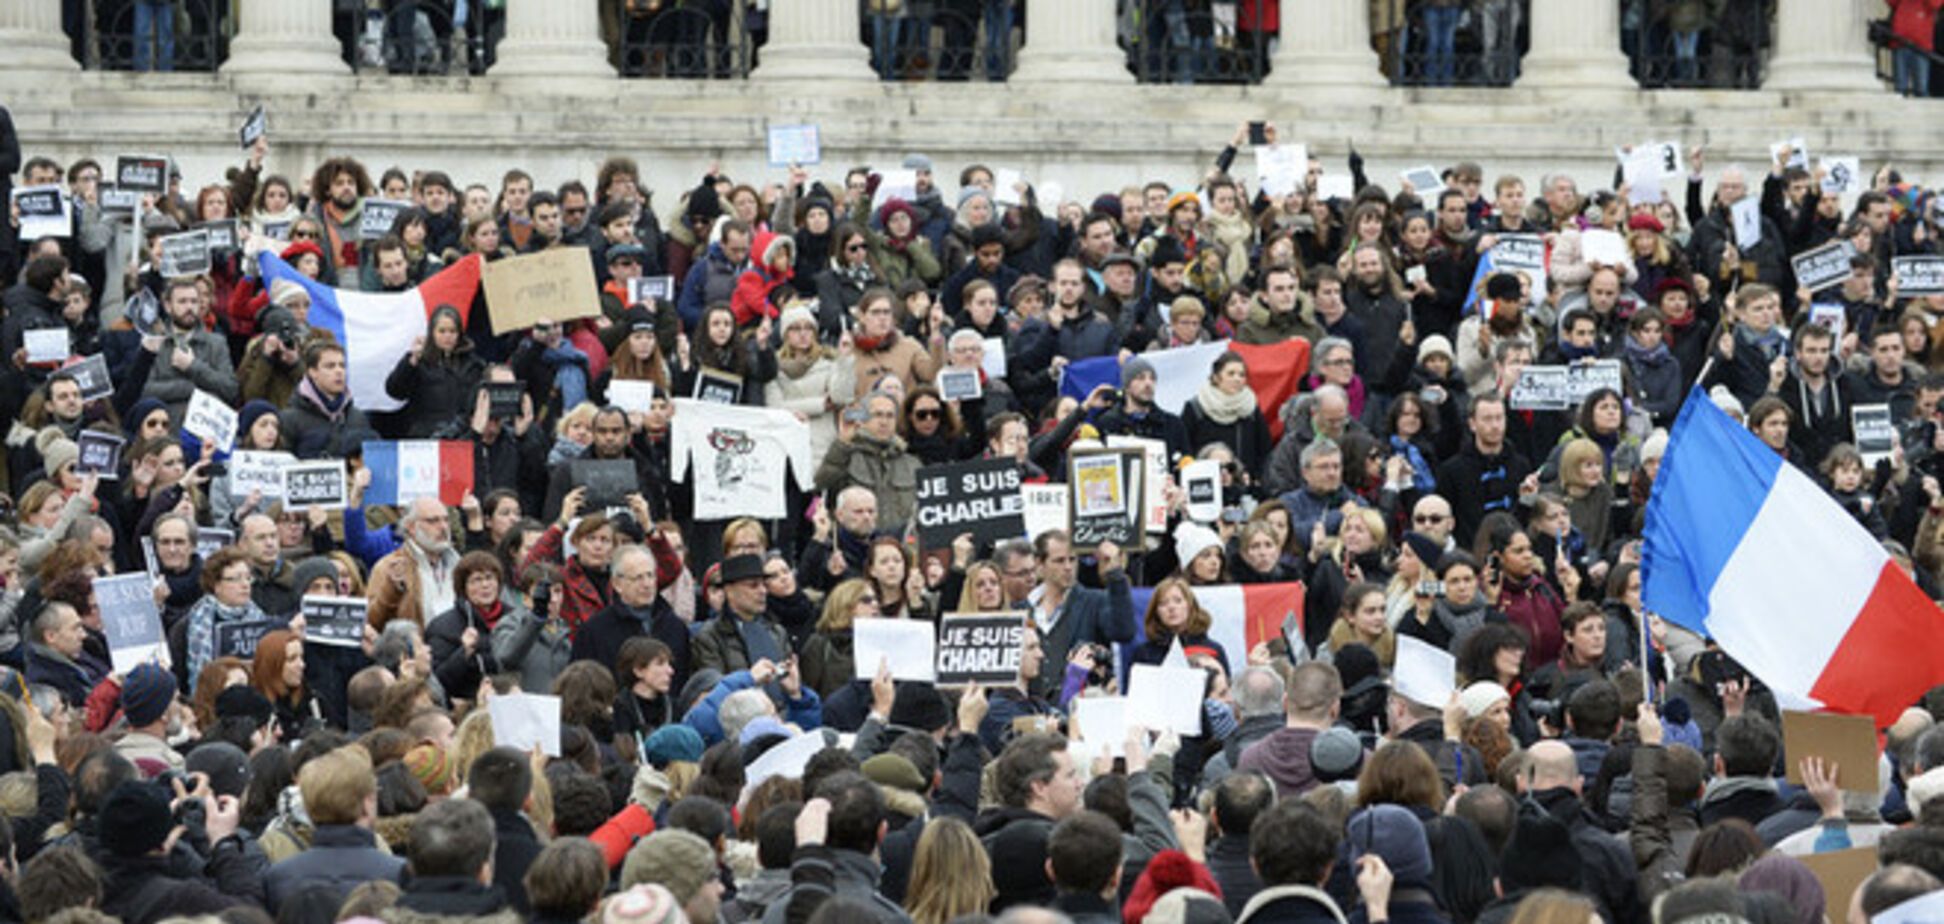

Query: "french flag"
<box><xmin>1121</xmin><ymin>581</ymin><xmax>1305</xmax><ymax>682</ymax></box>
<box><xmin>1056</xmin><ymin>338</ymin><xmax>1311</xmax><ymax>440</ymax></box>
<box><xmin>258</xmin><ymin>251</ymin><xmax>484</xmax><ymax>414</ymax></box>
<box><xmin>1643</xmin><ymin>387</ymin><xmax>1944</xmax><ymax>725</ymax></box>
<box><xmin>363</xmin><ymin>440</ymin><xmax>474</xmax><ymax>507</ymax></box>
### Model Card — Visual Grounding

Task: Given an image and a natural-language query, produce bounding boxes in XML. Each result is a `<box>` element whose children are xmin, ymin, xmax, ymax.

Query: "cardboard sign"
<box><xmin>196</xmin><ymin>526</ymin><xmax>235</xmax><ymax>561</ymax></box>
<box><xmin>626</xmin><ymin>275</ymin><xmax>675</xmax><ymax>306</ymax></box>
<box><xmin>1181</xmin><ymin>458</ymin><xmax>1222</xmax><ymax>523</ymax></box>
<box><xmin>66</xmin><ymin>354</ymin><xmax>112</xmax><ymax>401</ymax></box>
<box><xmin>183</xmin><ymin>390</ymin><xmax>239</xmax><ymax>450</ymax></box>
<box><xmin>281</xmin><ymin>460</ymin><xmax>347</xmax><ymax>511</ymax></box>
<box><xmin>1021</xmin><ymin>483</ymin><xmax>1069</xmax><ymax>542</ymax></box>
<box><xmin>1781</xmin><ymin>710</ymin><xmax>1881</xmax><ymax>792</ymax></box>
<box><xmin>23</xmin><ymin>327</ymin><xmax>68</xmax><ymax>365</ymax></box>
<box><xmin>766</xmin><ymin>123</ymin><xmax>822</xmax><ymax>167</ymax></box>
<box><xmin>300</xmin><ymin>595</ymin><xmax>369</xmax><ymax>648</ymax></box>
<box><xmin>913</xmin><ymin>457</ymin><xmax>1026</xmax><ymax>552</ymax></box>
<box><xmin>488</xmin><ymin>692</ymin><xmax>563</xmax><ymax>756</ymax></box>
<box><xmin>1821</xmin><ymin>156</ymin><xmax>1860</xmax><ymax>196</ymax></box>
<box><xmin>485</xmin><ymin>381</ymin><xmax>525</xmax><ymax>419</ymax></box>
<box><xmin>935</xmin><ymin>614</ymin><xmax>1025</xmax><ymax>687</ymax></box>
<box><xmin>1393</xmin><ymin>636</ymin><xmax>1457</xmax><ymax>708</ymax></box>
<box><xmin>853</xmin><ymin>618</ymin><xmax>937</xmax><ymax>683</ymax></box>
<box><xmin>1793</xmin><ymin>240</ymin><xmax>1859</xmax><ymax>295</ymax></box>
<box><xmin>1068</xmin><ymin>448</ymin><xmax>1144</xmax><ymax>551</ymax></box>
<box><xmin>482</xmin><ymin>247</ymin><xmax>603</xmax><ymax>331</ymax></box>
<box><xmin>1730</xmin><ymin>198</ymin><xmax>1763</xmax><ymax>248</ymax></box>
<box><xmin>115</xmin><ymin>154</ymin><xmax>169</xmax><ymax>194</ymax></box>
<box><xmin>12</xmin><ymin>185</ymin><xmax>70</xmax><ymax>240</ymax></box>
<box><xmin>1255</xmin><ymin>144</ymin><xmax>1307</xmax><ymax>198</ymax></box>
<box><xmin>1489</xmin><ymin>234</ymin><xmax>1547</xmax><ymax>306</ymax></box>
<box><xmin>937</xmin><ymin>366</ymin><xmax>983</xmax><ymax>402</ymax></box>
<box><xmin>1799</xmin><ymin>847</ymin><xmax>1878</xmax><ymax>924</ymax></box>
<box><xmin>1509</xmin><ymin>360</ymin><xmax>1624</xmax><ymax>411</ymax></box>
<box><xmin>75</xmin><ymin>431</ymin><xmax>125</xmax><ymax>479</ymax></box>
<box><xmin>96</xmin><ymin>573</ymin><xmax>167</xmax><ymax>673</ymax></box>
<box><xmin>1127</xmin><ymin>664</ymin><xmax>1205</xmax><ymax>735</ymax></box>
<box><xmin>571</xmin><ymin>459</ymin><xmax>637</xmax><ymax>510</ymax></box>
<box><xmin>1853</xmin><ymin>404</ymin><xmax>1896</xmax><ymax>467</ymax></box>
<box><xmin>693</xmin><ymin>369</ymin><xmax>743</xmax><ymax>405</ymax></box>
<box><xmin>198</xmin><ymin>219</ymin><xmax>239</xmax><ymax>252</ymax></box>
<box><xmin>1893</xmin><ymin>255</ymin><xmax>1944</xmax><ymax>296</ymax></box>
<box><xmin>239</xmin><ymin>105</ymin><xmax>266</xmax><ymax>149</ymax></box>
<box><xmin>359</xmin><ymin>198</ymin><xmax>411</xmax><ymax>240</ymax></box>
<box><xmin>1771</xmin><ymin>137</ymin><xmax>1810</xmax><ymax>171</ymax></box>
<box><xmin>606</xmin><ymin>379</ymin><xmax>656</xmax><ymax>414</ymax></box>
<box><xmin>1106</xmin><ymin>435</ymin><xmax>1169</xmax><ymax>536</ymax></box>
<box><xmin>159</xmin><ymin>229</ymin><xmax>212</xmax><ymax>277</ymax></box>
<box><xmin>229</xmin><ymin>450</ymin><xmax>294</xmax><ymax>500</ymax></box>
<box><xmin>1398</xmin><ymin>165</ymin><xmax>1443</xmax><ymax>197</ymax></box>
<box><xmin>215</xmin><ymin>618</ymin><xmax>283</xmax><ymax>659</ymax></box>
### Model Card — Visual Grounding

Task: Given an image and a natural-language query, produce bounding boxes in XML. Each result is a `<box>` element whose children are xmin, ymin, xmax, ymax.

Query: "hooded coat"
<box><xmin>384</xmin><ymin>306</ymin><xmax>486</xmax><ymax>438</ymax></box>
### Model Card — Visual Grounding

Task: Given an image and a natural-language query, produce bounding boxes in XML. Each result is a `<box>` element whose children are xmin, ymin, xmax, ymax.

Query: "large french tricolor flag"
<box><xmin>1056</xmin><ymin>338</ymin><xmax>1311</xmax><ymax>440</ymax></box>
<box><xmin>258</xmin><ymin>251</ymin><xmax>483</xmax><ymax>414</ymax></box>
<box><xmin>1643</xmin><ymin>387</ymin><xmax>1944</xmax><ymax>725</ymax></box>
<box><xmin>1120</xmin><ymin>581</ymin><xmax>1305</xmax><ymax>682</ymax></box>
<box><xmin>363</xmin><ymin>440</ymin><xmax>474</xmax><ymax>506</ymax></box>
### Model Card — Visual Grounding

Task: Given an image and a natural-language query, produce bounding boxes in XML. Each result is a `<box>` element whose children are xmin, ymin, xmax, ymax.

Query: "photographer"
<box><xmin>490</xmin><ymin>562</ymin><xmax>573</xmax><ymax>694</ymax></box>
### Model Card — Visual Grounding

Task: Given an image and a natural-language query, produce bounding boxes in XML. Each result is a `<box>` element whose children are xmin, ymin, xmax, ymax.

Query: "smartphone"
<box><xmin>805</xmin><ymin>496</ymin><xmax>824</xmax><ymax>523</ymax></box>
<box><xmin>1247</xmin><ymin>122</ymin><xmax>1269</xmax><ymax>146</ymax></box>
<box><xmin>1416</xmin><ymin>580</ymin><xmax>1443</xmax><ymax>598</ymax></box>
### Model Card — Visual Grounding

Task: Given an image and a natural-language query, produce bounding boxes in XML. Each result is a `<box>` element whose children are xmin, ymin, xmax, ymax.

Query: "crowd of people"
<box><xmin>1</xmin><ymin>104</ymin><xmax>1943</xmax><ymax>924</ymax></box>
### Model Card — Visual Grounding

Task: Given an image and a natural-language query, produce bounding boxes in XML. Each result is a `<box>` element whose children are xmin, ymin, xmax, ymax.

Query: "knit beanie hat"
<box><xmin>269</xmin><ymin>278</ymin><xmax>308</xmax><ymax>308</ymax></box>
<box><xmin>216</xmin><ymin>685</ymin><xmax>274</xmax><ymax>726</ymax></box>
<box><xmin>1497</xmin><ymin>799</ymin><xmax>1582</xmax><ymax>893</ymax></box>
<box><xmin>1345</xmin><ymin>805</ymin><xmax>1435</xmax><ymax>890</ymax></box>
<box><xmin>121</xmin><ymin>662</ymin><xmax>176</xmax><ymax>728</ymax></box>
<box><xmin>1416</xmin><ymin>335</ymin><xmax>1455</xmax><ymax>365</ymax></box>
<box><xmin>1149</xmin><ymin>234</ymin><xmax>1188</xmax><ymax>269</ymax></box>
<box><xmin>1309</xmin><ymin>727</ymin><xmax>1365</xmax><ymax>784</ymax></box>
<box><xmin>1143</xmin><ymin>887</ymin><xmax>1233</xmax><ymax>924</ymax></box>
<box><xmin>1122</xmin><ymin>355</ymin><xmax>1157</xmax><ymax>389</ymax></box>
<box><xmin>901</xmin><ymin>153</ymin><xmax>934</xmax><ymax>173</ymax></box>
<box><xmin>888</xmin><ymin>682</ymin><xmax>951</xmax><ymax>733</ymax></box>
<box><xmin>779</xmin><ymin>303</ymin><xmax>817</xmax><ymax>335</ymax></box>
<box><xmin>602</xmin><ymin>884</ymin><xmax>684</xmax><ymax>924</ymax></box>
<box><xmin>1172</xmin><ymin>522</ymin><xmax>1222</xmax><ymax>572</ymax></box>
<box><xmin>1123</xmin><ymin>850</ymin><xmax>1225</xmax><ymax>924</ymax></box>
<box><xmin>237</xmin><ymin>399</ymin><xmax>280</xmax><ymax>444</ymax></box>
<box><xmin>1401</xmin><ymin>532</ymin><xmax>1445</xmax><ymax>571</ymax></box>
<box><xmin>1738</xmin><ymin>855</ymin><xmax>1826</xmax><ymax>924</ymax></box>
<box><xmin>292</xmin><ymin>557</ymin><xmax>339</xmax><ymax>596</ymax></box>
<box><xmin>404</xmin><ymin>744</ymin><xmax>452</xmax><ymax>795</ymax></box>
<box><xmin>1458</xmin><ymin>681</ymin><xmax>1511</xmax><ymax>719</ymax></box>
<box><xmin>959</xmin><ymin>186</ymin><xmax>992</xmax><ymax>210</ymax></box>
<box><xmin>35</xmin><ymin>428</ymin><xmax>78</xmax><ymax>478</ymax></box>
<box><xmin>123</xmin><ymin>398</ymin><xmax>169</xmax><ymax>439</ymax></box>
<box><xmin>621</xmin><ymin>830</ymin><xmax>718</xmax><ymax>902</ymax></box>
<box><xmin>98</xmin><ymin>781</ymin><xmax>175</xmax><ymax>857</ymax></box>
<box><xmin>645</xmin><ymin>724</ymin><xmax>706</xmax><ymax>769</ymax></box>
<box><xmin>620</xmin><ymin>306</ymin><xmax>655</xmax><ymax>336</ymax></box>
<box><xmin>187</xmin><ymin>741</ymin><xmax>252</xmax><ymax>798</ymax></box>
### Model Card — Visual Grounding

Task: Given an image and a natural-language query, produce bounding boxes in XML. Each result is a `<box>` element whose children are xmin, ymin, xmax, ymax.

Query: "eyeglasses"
<box><xmin>290</xmin><ymin>229</ymin><xmax>318</xmax><ymax>240</ymax></box>
<box><xmin>1320</xmin><ymin>357</ymin><xmax>1353</xmax><ymax>367</ymax></box>
<box><xmin>221</xmin><ymin>572</ymin><xmax>254</xmax><ymax>585</ymax></box>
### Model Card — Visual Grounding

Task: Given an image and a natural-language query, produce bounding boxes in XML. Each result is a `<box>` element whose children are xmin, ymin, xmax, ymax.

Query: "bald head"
<box><xmin>835</xmin><ymin>486</ymin><xmax>878</xmax><ymax>535</ymax></box>
<box><xmin>1410</xmin><ymin>495</ymin><xmax>1453</xmax><ymax>544</ymax></box>
<box><xmin>1525</xmin><ymin>741</ymin><xmax>1580</xmax><ymax>793</ymax></box>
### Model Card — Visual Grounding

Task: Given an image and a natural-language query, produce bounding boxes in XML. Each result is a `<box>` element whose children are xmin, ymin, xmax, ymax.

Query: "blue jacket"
<box><xmin>677</xmin><ymin>242</ymin><xmax>749</xmax><ymax>331</ymax></box>
<box><xmin>684</xmin><ymin>669</ymin><xmax>823</xmax><ymax>745</ymax></box>
<box><xmin>340</xmin><ymin>506</ymin><xmax>400</xmax><ymax>568</ymax></box>
<box><xmin>264</xmin><ymin>825</ymin><xmax>404</xmax><ymax>914</ymax></box>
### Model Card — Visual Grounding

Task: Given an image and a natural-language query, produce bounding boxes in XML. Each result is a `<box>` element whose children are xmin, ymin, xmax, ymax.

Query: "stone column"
<box><xmin>1767</xmin><ymin>0</ymin><xmax>1878</xmax><ymax>92</ymax></box>
<box><xmin>751</xmin><ymin>0</ymin><xmax>874</xmax><ymax>82</ymax></box>
<box><xmin>0</xmin><ymin>0</ymin><xmax>79</xmax><ymax>71</ymax></box>
<box><xmin>222</xmin><ymin>0</ymin><xmax>347</xmax><ymax>76</ymax></box>
<box><xmin>1516</xmin><ymin>0</ymin><xmax>1631</xmax><ymax>90</ymax></box>
<box><xmin>493</xmin><ymin>0</ymin><xmax>615</xmax><ymax>78</ymax></box>
<box><xmin>1265</xmin><ymin>0</ymin><xmax>1382</xmax><ymax>90</ymax></box>
<box><xmin>1012</xmin><ymin>0</ymin><xmax>1129</xmax><ymax>84</ymax></box>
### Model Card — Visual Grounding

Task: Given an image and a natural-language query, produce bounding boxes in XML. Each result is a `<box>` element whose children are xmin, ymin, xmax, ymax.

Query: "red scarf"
<box><xmin>477</xmin><ymin>600</ymin><xmax>505</xmax><ymax>630</ymax></box>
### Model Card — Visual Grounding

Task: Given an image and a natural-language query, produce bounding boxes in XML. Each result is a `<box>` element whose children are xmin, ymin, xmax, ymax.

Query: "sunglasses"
<box><xmin>846</xmin><ymin>243</ymin><xmax>868</xmax><ymax>253</ymax></box>
<box><xmin>1414</xmin><ymin>513</ymin><xmax>1448</xmax><ymax>525</ymax></box>
<box><xmin>859</xmin><ymin>593</ymin><xmax>879</xmax><ymax>604</ymax></box>
<box><xmin>290</xmin><ymin>230</ymin><xmax>318</xmax><ymax>239</ymax></box>
<box><xmin>913</xmin><ymin>408</ymin><xmax>940</xmax><ymax>420</ymax></box>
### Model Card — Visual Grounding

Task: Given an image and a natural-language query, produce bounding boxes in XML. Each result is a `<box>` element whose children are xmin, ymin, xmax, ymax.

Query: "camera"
<box><xmin>1084</xmin><ymin>644</ymin><xmax>1115</xmax><ymax>688</ymax></box>
<box><xmin>1415</xmin><ymin>580</ymin><xmax>1443</xmax><ymax>597</ymax></box>
<box><xmin>531</xmin><ymin>581</ymin><xmax>553</xmax><ymax>615</ymax></box>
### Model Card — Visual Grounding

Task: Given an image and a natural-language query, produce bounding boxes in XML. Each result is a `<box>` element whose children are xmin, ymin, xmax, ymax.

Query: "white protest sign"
<box><xmin>23</xmin><ymin>328</ymin><xmax>68</xmax><ymax>365</ymax></box>
<box><xmin>183</xmin><ymin>390</ymin><xmax>238</xmax><ymax>450</ymax></box>
<box><xmin>1580</xmin><ymin>229</ymin><xmax>1629</xmax><ymax>268</ymax></box>
<box><xmin>626</xmin><ymin>275</ymin><xmax>675</xmax><ymax>306</ymax></box>
<box><xmin>1621</xmin><ymin>141</ymin><xmax>1684</xmax><ymax>182</ymax></box>
<box><xmin>1255</xmin><ymin>144</ymin><xmax>1307</xmax><ymax>199</ymax></box>
<box><xmin>766</xmin><ymin>124</ymin><xmax>822</xmax><ymax>167</ymax></box>
<box><xmin>1315</xmin><ymin>174</ymin><xmax>1355</xmax><ymax>201</ymax></box>
<box><xmin>230</xmin><ymin>450</ymin><xmax>294</xmax><ymax>500</ymax></box>
<box><xmin>742</xmin><ymin>731</ymin><xmax>828</xmax><ymax>802</ymax></box>
<box><xmin>1127</xmin><ymin>664</ymin><xmax>1205</xmax><ymax>735</ymax></box>
<box><xmin>607</xmin><ymin>379</ymin><xmax>657</xmax><ymax>413</ymax></box>
<box><xmin>853</xmin><ymin>618</ymin><xmax>937</xmax><ymax>683</ymax></box>
<box><xmin>12</xmin><ymin>185</ymin><xmax>71</xmax><ymax>240</ymax></box>
<box><xmin>872</xmin><ymin>169</ymin><xmax>919</xmax><ymax>212</ymax></box>
<box><xmin>1021</xmin><ymin>483</ymin><xmax>1069</xmax><ymax>541</ymax></box>
<box><xmin>1490</xmin><ymin>234</ymin><xmax>1547</xmax><ymax>307</ymax></box>
<box><xmin>937</xmin><ymin>366</ymin><xmax>983</xmax><ymax>402</ymax></box>
<box><xmin>1821</xmin><ymin>157</ymin><xmax>1861</xmax><ymax>196</ymax></box>
<box><xmin>1072</xmin><ymin>695</ymin><xmax>1128</xmax><ymax>758</ymax></box>
<box><xmin>97</xmin><ymin>572</ymin><xmax>168</xmax><ymax>673</ymax></box>
<box><xmin>982</xmin><ymin>336</ymin><xmax>1008</xmax><ymax>379</ymax></box>
<box><xmin>1771</xmin><ymin>137</ymin><xmax>1809</xmax><ymax>170</ymax></box>
<box><xmin>488</xmin><ymin>692</ymin><xmax>563</xmax><ymax>756</ymax></box>
<box><xmin>1730</xmin><ymin>198</ymin><xmax>1763</xmax><ymax>248</ymax></box>
<box><xmin>992</xmin><ymin>169</ymin><xmax>1025</xmax><ymax>207</ymax></box>
<box><xmin>1181</xmin><ymin>458</ymin><xmax>1223</xmax><ymax>523</ymax></box>
<box><xmin>1393</xmin><ymin>636</ymin><xmax>1457</xmax><ymax>708</ymax></box>
<box><xmin>1808</xmin><ymin>304</ymin><xmax>1846</xmax><ymax>346</ymax></box>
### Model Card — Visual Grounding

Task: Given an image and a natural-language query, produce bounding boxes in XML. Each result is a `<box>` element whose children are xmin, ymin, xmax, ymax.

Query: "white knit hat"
<box><xmin>1458</xmin><ymin>681</ymin><xmax>1511</xmax><ymax>719</ymax></box>
<box><xmin>1173</xmin><ymin>521</ymin><xmax>1222</xmax><ymax>571</ymax></box>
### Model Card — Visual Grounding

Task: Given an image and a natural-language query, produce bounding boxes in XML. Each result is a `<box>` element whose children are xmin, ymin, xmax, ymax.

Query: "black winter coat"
<box><xmin>385</xmin><ymin>349</ymin><xmax>486</xmax><ymax>438</ymax></box>
<box><xmin>426</xmin><ymin>599</ymin><xmax>508</xmax><ymax>702</ymax></box>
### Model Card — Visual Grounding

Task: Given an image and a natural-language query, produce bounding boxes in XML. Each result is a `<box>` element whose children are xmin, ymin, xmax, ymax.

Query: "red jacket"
<box><xmin>1890</xmin><ymin>0</ymin><xmax>1942</xmax><ymax>52</ymax></box>
<box><xmin>522</xmin><ymin>522</ymin><xmax>683</xmax><ymax>638</ymax></box>
<box><xmin>729</xmin><ymin>230</ymin><xmax>794</xmax><ymax>326</ymax></box>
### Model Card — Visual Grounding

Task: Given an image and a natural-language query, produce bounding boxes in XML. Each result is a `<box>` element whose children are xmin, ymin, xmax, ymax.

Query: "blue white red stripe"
<box><xmin>1643</xmin><ymin>387</ymin><xmax>1944</xmax><ymax>725</ymax></box>
<box><xmin>362</xmin><ymin>440</ymin><xmax>475</xmax><ymax>507</ymax></box>
<box><xmin>1122</xmin><ymin>582</ymin><xmax>1305</xmax><ymax>683</ymax></box>
<box><xmin>258</xmin><ymin>251</ymin><xmax>483</xmax><ymax>413</ymax></box>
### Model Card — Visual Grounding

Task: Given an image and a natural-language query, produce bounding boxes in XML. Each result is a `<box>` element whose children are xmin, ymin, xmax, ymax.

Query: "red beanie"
<box><xmin>280</xmin><ymin>239</ymin><xmax>325</xmax><ymax>264</ymax></box>
<box><xmin>1121</xmin><ymin>850</ymin><xmax>1223</xmax><ymax>924</ymax></box>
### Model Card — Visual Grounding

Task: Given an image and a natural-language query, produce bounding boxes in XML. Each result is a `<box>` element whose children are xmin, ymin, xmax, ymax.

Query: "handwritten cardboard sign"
<box><xmin>482</xmin><ymin>247</ymin><xmax>602</xmax><ymax>330</ymax></box>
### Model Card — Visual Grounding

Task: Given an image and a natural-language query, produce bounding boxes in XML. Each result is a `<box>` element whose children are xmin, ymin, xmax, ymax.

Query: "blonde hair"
<box><xmin>904</xmin><ymin>816</ymin><xmax>994</xmax><ymax>924</ymax></box>
<box><xmin>300</xmin><ymin>745</ymin><xmax>376</xmax><ymax>826</ymax></box>
<box><xmin>1558</xmin><ymin>438</ymin><xmax>1605</xmax><ymax>492</ymax></box>
<box><xmin>954</xmin><ymin>561</ymin><xmax>1006</xmax><ymax>613</ymax></box>
<box><xmin>554</xmin><ymin>402</ymin><xmax>599</xmax><ymax>439</ymax></box>
<box><xmin>449</xmin><ymin>709</ymin><xmax>497</xmax><ymax>786</ymax></box>
<box><xmin>817</xmin><ymin>578</ymin><xmax>876</xmax><ymax>633</ymax></box>
<box><xmin>721</xmin><ymin>518</ymin><xmax>769</xmax><ymax>557</ymax></box>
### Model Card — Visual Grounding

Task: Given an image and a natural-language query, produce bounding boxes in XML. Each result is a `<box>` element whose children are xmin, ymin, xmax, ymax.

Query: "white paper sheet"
<box><xmin>1392</xmin><ymin>636</ymin><xmax>1457</xmax><ymax>708</ymax></box>
<box><xmin>1127</xmin><ymin>664</ymin><xmax>1205</xmax><ymax>735</ymax></box>
<box><xmin>488</xmin><ymin>692</ymin><xmax>562</xmax><ymax>756</ymax></box>
<box><xmin>852</xmin><ymin>618</ymin><xmax>937</xmax><ymax>683</ymax></box>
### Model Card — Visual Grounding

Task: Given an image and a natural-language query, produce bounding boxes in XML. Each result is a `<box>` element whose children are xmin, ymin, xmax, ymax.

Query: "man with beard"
<box><xmin>1011</xmin><ymin>259</ymin><xmax>1116</xmax><ymax>413</ymax></box>
<box><xmin>240</xmin><ymin>513</ymin><xmax>300</xmax><ymax>617</ymax></box>
<box><xmin>398</xmin><ymin>496</ymin><xmax>462</xmax><ymax>617</ymax></box>
<box><xmin>1778</xmin><ymin>323</ymin><xmax>1853</xmax><ymax>466</ymax></box>
<box><xmin>1344</xmin><ymin>244</ymin><xmax>1411</xmax><ymax>393</ymax></box>
<box><xmin>307</xmin><ymin>157</ymin><xmax>373</xmax><ymax>287</ymax></box>
<box><xmin>1119</xmin><ymin>236</ymin><xmax>1192</xmax><ymax>351</ymax></box>
<box><xmin>1095</xmin><ymin>356</ymin><xmax>1190</xmax><ymax>460</ymax></box>
<box><xmin>542</xmin><ymin>406</ymin><xmax>661</xmax><ymax>523</ymax></box>
<box><xmin>142</xmin><ymin>278</ymin><xmax>238</xmax><ymax>420</ymax></box>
